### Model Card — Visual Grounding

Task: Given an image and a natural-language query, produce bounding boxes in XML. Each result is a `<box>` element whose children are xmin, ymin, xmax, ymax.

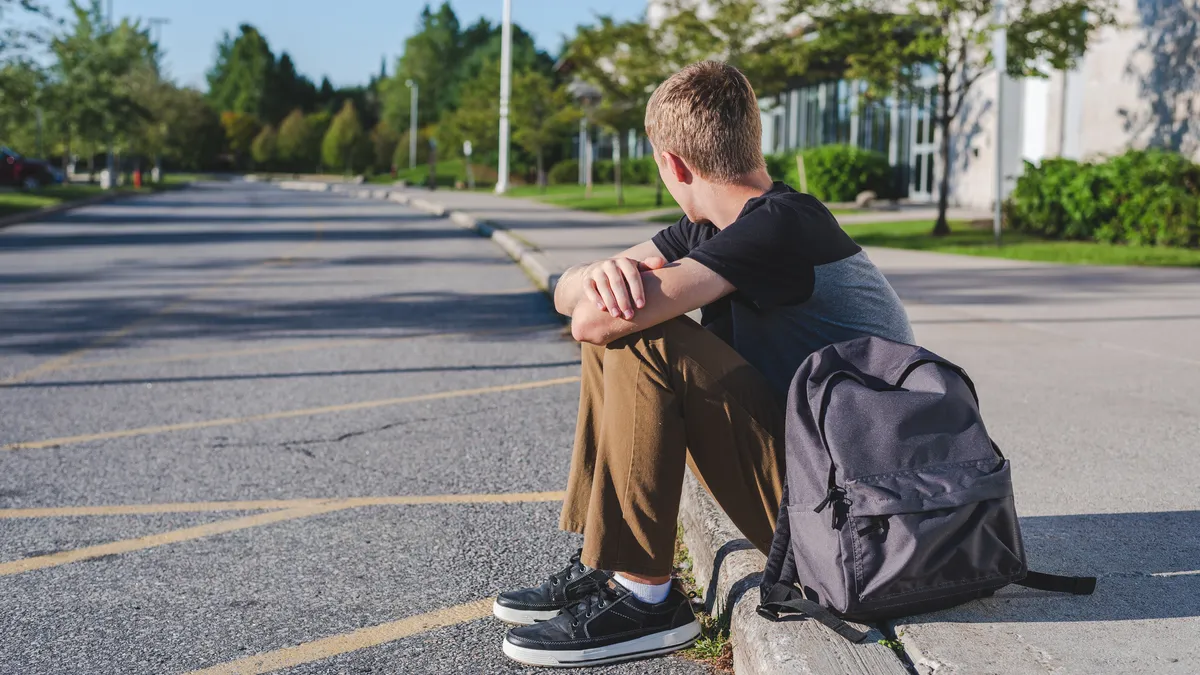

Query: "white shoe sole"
<box><xmin>501</xmin><ymin>619</ymin><xmax>701</xmax><ymax>667</ymax></box>
<box><xmin>491</xmin><ymin>600</ymin><xmax>562</xmax><ymax>625</ymax></box>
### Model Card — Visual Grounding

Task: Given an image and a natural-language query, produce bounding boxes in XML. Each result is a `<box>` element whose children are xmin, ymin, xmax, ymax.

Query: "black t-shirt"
<box><xmin>651</xmin><ymin>182</ymin><xmax>914</xmax><ymax>396</ymax></box>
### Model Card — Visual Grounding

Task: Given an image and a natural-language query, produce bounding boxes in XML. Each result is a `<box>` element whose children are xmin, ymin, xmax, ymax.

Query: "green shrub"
<box><xmin>764</xmin><ymin>153</ymin><xmax>791</xmax><ymax>182</ymax></box>
<box><xmin>588</xmin><ymin>158</ymin><xmax>657</xmax><ymax>185</ymax></box>
<box><xmin>1006</xmin><ymin>149</ymin><xmax>1200</xmax><ymax>248</ymax></box>
<box><xmin>547</xmin><ymin>159</ymin><xmax>579</xmax><ymax>185</ymax></box>
<box><xmin>626</xmin><ymin>157</ymin><xmax>658</xmax><ymax>185</ymax></box>
<box><xmin>593</xmin><ymin>159</ymin><xmax>615</xmax><ymax>184</ymax></box>
<box><xmin>785</xmin><ymin>145</ymin><xmax>894</xmax><ymax>202</ymax></box>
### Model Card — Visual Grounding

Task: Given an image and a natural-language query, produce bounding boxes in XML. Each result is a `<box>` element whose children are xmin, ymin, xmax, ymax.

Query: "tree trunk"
<box><xmin>655</xmin><ymin>172</ymin><xmax>664</xmax><ymax>207</ymax></box>
<box><xmin>934</xmin><ymin>120</ymin><xmax>952</xmax><ymax>236</ymax></box>
<box><xmin>537</xmin><ymin>150</ymin><xmax>546</xmax><ymax>192</ymax></box>
<box><xmin>614</xmin><ymin>131</ymin><xmax>623</xmax><ymax>208</ymax></box>
<box><xmin>62</xmin><ymin>136</ymin><xmax>71</xmax><ymax>185</ymax></box>
<box><xmin>932</xmin><ymin>72</ymin><xmax>954</xmax><ymax>237</ymax></box>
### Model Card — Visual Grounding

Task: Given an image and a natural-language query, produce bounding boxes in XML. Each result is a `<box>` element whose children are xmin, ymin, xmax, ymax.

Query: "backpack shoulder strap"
<box><xmin>757</xmin><ymin>583</ymin><xmax>870</xmax><ymax>643</ymax></box>
<box><xmin>759</xmin><ymin>481</ymin><xmax>796</xmax><ymax>600</ymax></box>
<box><xmin>1017</xmin><ymin>570</ymin><xmax>1097</xmax><ymax>595</ymax></box>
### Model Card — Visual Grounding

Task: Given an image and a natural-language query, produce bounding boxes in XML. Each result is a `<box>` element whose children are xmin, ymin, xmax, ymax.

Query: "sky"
<box><xmin>40</xmin><ymin>0</ymin><xmax>649</xmax><ymax>90</ymax></box>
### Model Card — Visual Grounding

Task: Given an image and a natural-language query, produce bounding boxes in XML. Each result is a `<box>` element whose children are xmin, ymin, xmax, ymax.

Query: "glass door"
<box><xmin>908</xmin><ymin>86</ymin><xmax>938</xmax><ymax>203</ymax></box>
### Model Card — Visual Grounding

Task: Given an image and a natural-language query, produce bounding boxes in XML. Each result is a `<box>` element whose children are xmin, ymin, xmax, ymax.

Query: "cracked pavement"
<box><xmin>0</xmin><ymin>183</ymin><xmax>710</xmax><ymax>674</ymax></box>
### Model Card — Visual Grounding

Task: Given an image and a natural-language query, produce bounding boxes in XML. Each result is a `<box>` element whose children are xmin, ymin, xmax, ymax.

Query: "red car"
<box><xmin>1</xmin><ymin>146</ymin><xmax>61</xmax><ymax>190</ymax></box>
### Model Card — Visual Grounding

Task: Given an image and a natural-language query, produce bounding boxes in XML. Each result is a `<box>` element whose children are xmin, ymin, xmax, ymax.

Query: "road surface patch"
<box><xmin>1</xmin><ymin>375</ymin><xmax>581</xmax><ymax>451</ymax></box>
<box><xmin>0</xmin><ymin>228</ymin><xmax>325</xmax><ymax>387</ymax></box>
<box><xmin>184</xmin><ymin>598</ymin><xmax>494</xmax><ymax>675</ymax></box>
<box><xmin>0</xmin><ymin>490</ymin><xmax>567</xmax><ymax>575</ymax></box>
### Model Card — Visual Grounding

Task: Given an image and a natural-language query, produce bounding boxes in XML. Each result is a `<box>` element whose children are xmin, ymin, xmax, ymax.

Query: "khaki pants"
<box><xmin>559</xmin><ymin>317</ymin><xmax>787</xmax><ymax>577</ymax></box>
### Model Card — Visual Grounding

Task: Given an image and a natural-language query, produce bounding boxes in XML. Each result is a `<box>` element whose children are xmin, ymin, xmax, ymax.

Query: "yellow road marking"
<box><xmin>1</xmin><ymin>375</ymin><xmax>580</xmax><ymax>451</ymax></box>
<box><xmin>56</xmin><ymin>323</ymin><xmax>562</xmax><ymax>373</ymax></box>
<box><xmin>0</xmin><ymin>491</ymin><xmax>566</xmax><ymax>576</ymax></box>
<box><xmin>0</xmin><ymin>502</ymin><xmax>348</xmax><ymax>576</ymax></box>
<box><xmin>0</xmin><ymin>490</ymin><xmax>567</xmax><ymax>519</ymax></box>
<box><xmin>185</xmin><ymin>598</ymin><xmax>494</xmax><ymax>675</ymax></box>
<box><xmin>0</xmin><ymin>232</ymin><xmax>323</xmax><ymax>387</ymax></box>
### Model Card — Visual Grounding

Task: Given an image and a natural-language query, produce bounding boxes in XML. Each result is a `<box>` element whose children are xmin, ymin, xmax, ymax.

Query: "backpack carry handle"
<box><xmin>758</xmin><ymin>583</ymin><xmax>870</xmax><ymax>643</ymax></box>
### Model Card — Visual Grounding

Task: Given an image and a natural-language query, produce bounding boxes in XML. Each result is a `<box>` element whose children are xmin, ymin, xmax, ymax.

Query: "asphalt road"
<box><xmin>0</xmin><ymin>183</ymin><xmax>710</xmax><ymax>675</ymax></box>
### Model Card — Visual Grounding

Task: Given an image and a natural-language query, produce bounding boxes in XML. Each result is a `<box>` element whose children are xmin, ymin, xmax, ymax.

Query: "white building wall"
<box><xmin>949</xmin><ymin>0</ymin><xmax>1199</xmax><ymax>208</ymax></box>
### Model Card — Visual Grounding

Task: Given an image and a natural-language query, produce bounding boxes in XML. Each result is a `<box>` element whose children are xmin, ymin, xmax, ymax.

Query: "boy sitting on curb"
<box><xmin>495</xmin><ymin>60</ymin><xmax>914</xmax><ymax>667</ymax></box>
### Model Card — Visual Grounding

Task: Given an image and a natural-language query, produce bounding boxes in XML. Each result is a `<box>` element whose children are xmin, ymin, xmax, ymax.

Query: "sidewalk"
<box><xmin>287</xmin><ymin>182</ymin><xmax>1200</xmax><ymax>675</ymax></box>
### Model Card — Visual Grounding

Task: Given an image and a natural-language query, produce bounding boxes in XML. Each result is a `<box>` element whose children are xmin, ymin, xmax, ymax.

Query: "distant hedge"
<box><xmin>547</xmin><ymin>159</ymin><xmax>579</xmax><ymax>185</ymax></box>
<box><xmin>592</xmin><ymin>157</ymin><xmax>657</xmax><ymax>185</ymax></box>
<box><xmin>769</xmin><ymin>145</ymin><xmax>895</xmax><ymax>202</ymax></box>
<box><xmin>1005</xmin><ymin>149</ymin><xmax>1200</xmax><ymax>248</ymax></box>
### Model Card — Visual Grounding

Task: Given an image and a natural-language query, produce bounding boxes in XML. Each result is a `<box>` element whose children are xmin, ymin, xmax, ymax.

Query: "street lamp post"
<box><xmin>567</xmin><ymin>80</ymin><xmax>602</xmax><ymax>199</ymax></box>
<box><xmin>405</xmin><ymin>79</ymin><xmax>418</xmax><ymax>170</ymax></box>
<box><xmin>495</xmin><ymin>0</ymin><xmax>513</xmax><ymax>194</ymax></box>
<box><xmin>105</xmin><ymin>0</ymin><xmax>116</xmax><ymax>190</ymax></box>
<box><xmin>993</xmin><ymin>0</ymin><xmax>1007</xmax><ymax>246</ymax></box>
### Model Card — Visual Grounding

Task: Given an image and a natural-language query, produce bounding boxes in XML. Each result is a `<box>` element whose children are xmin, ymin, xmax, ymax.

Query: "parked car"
<box><xmin>0</xmin><ymin>147</ymin><xmax>62</xmax><ymax>190</ymax></box>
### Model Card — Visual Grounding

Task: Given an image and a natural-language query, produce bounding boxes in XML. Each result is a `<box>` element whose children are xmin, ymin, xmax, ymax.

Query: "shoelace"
<box><xmin>546</xmin><ymin>549</ymin><xmax>586</xmax><ymax>588</ymax></box>
<box><xmin>562</xmin><ymin>581</ymin><xmax>624</xmax><ymax>629</ymax></box>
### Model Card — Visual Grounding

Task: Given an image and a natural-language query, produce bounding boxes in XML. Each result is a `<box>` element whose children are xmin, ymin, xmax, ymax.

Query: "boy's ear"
<box><xmin>660</xmin><ymin>150</ymin><xmax>693</xmax><ymax>185</ymax></box>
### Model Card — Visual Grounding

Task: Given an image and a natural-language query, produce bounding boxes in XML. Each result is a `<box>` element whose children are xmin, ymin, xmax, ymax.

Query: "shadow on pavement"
<box><xmin>913</xmin><ymin>510</ymin><xmax>1200</xmax><ymax>623</ymax></box>
<box><xmin>887</xmin><ymin>266</ymin><xmax>1200</xmax><ymax>306</ymax></box>
<box><xmin>0</xmin><ymin>290</ymin><xmax>558</xmax><ymax>355</ymax></box>
<box><xmin>0</xmin><ymin>225</ymin><xmax>470</xmax><ymax>251</ymax></box>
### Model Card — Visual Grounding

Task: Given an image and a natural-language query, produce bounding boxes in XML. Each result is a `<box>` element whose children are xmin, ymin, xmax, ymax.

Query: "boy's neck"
<box><xmin>696</xmin><ymin>170</ymin><xmax>775</xmax><ymax>229</ymax></box>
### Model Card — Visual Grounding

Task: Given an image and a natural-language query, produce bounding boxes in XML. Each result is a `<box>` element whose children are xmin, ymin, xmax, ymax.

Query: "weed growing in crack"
<box><xmin>674</xmin><ymin>525</ymin><xmax>733</xmax><ymax>673</ymax></box>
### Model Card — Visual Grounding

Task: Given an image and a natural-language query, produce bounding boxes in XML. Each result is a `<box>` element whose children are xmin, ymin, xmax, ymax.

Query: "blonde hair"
<box><xmin>644</xmin><ymin>61</ymin><xmax>766</xmax><ymax>183</ymax></box>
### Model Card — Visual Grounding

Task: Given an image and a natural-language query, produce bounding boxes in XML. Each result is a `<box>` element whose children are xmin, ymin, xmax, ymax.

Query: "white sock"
<box><xmin>613</xmin><ymin>573</ymin><xmax>672</xmax><ymax>604</ymax></box>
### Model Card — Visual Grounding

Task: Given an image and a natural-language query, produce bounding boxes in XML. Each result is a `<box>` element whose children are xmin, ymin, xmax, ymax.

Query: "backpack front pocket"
<box><xmin>841</xmin><ymin>459</ymin><xmax>1026</xmax><ymax>609</ymax></box>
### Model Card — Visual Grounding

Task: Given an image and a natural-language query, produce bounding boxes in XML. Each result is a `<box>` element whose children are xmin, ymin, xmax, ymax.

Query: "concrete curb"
<box><xmin>680</xmin><ymin>472</ymin><xmax>908</xmax><ymax>675</ymax></box>
<box><xmin>274</xmin><ymin>180</ymin><xmax>912</xmax><ymax>675</ymax></box>
<box><xmin>285</xmin><ymin>181</ymin><xmax>561</xmax><ymax>293</ymax></box>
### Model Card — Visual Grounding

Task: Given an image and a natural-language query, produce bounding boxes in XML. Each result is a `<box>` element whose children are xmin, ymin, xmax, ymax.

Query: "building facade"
<box><xmin>650</xmin><ymin>0</ymin><xmax>1199</xmax><ymax>208</ymax></box>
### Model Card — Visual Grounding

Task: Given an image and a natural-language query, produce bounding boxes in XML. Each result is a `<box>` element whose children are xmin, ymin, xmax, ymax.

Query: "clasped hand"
<box><xmin>581</xmin><ymin>255</ymin><xmax>667</xmax><ymax>320</ymax></box>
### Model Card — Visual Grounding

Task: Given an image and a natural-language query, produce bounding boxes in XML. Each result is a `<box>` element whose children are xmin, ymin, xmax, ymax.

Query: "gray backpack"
<box><xmin>758</xmin><ymin>337</ymin><xmax>1095</xmax><ymax>642</ymax></box>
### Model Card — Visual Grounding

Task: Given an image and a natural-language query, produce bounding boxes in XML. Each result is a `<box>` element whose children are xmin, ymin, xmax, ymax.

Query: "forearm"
<box><xmin>553</xmin><ymin>264</ymin><xmax>590</xmax><ymax>316</ymax></box>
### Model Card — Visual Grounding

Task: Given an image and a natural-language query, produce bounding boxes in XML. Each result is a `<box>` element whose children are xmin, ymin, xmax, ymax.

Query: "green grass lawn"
<box><xmin>0</xmin><ymin>185</ymin><xmax>109</xmax><ymax>217</ymax></box>
<box><xmin>496</xmin><ymin>184</ymin><xmax>680</xmax><ymax>215</ymax></box>
<box><xmin>0</xmin><ymin>182</ymin><xmax>185</xmax><ymax>218</ymax></box>
<box><xmin>844</xmin><ymin>220</ymin><xmax>1200</xmax><ymax>268</ymax></box>
<box><xmin>161</xmin><ymin>173</ymin><xmax>215</xmax><ymax>185</ymax></box>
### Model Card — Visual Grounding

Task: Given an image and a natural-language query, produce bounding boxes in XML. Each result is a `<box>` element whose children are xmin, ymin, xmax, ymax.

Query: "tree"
<box><xmin>276</xmin><ymin>108</ymin><xmax>313</xmax><ymax>171</ymax></box>
<box><xmin>156</xmin><ymin>87</ymin><xmax>225</xmax><ymax>171</ymax></box>
<box><xmin>655</xmin><ymin>0</ymin><xmax>806</xmax><ymax>98</ymax></box>
<box><xmin>568</xmin><ymin>18</ymin><xmax>664</xmax><ymax>206</ymax></box>
<box><xmin>436</xmin><ymin>59</ymin><xmax>500</xmax><ymax>169</ymax></box>
<box><xmin>512</xmin><ymin>70</ymin><xmax>581</xmax><ymax>189</ymax></box>
<box><xmin>269</xmin><ymin>51</ymin><xmax>317</xmax><ymax>120</ymax></box>
<box><xmin>0</xmin><ymin>59</ymin><xmax>45</xmax><ymax>148</ymax></box>
<box><xmin>49</xmin><ymin>2</ymin><xmax>156</xmax><ymax>175</ymax></box>
<box><xmin>370</xmin><ymin>121</ymin><xmax>400</xmax><ymax>173</ymax></box>
<box><xmin>805</xmin><ymin>0</ymin><xmax>1117</xmax><ymax>235</ymax></box>
<box><xmin>394</xmin><ymin>3</ymin><xmax>462</xmax><ymax>127</ymax></box>
<box><xmin>221</xmin><ymin>111</ymin><xmax>260</xmax><ymax>166</ymax></box>
<box><xmin>322</xmin><ymin>100</ymin><xmax>366</xmax><ymax>173</ymax></box>
<box><xmin>251</xmin><ymin>124</ymin><xmax>277</xmax><ymax>168</ymax></box>
<box><xmin>206</xmin><ymin>24</ymin><xmax>275</xmax><ymax>119</ymax></box>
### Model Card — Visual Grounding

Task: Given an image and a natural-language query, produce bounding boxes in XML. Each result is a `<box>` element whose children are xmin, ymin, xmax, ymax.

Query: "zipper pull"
<box><xmin>813</xmin><ymin>486</ymin><xmax>845</xmax><ymax>514</ymax></box>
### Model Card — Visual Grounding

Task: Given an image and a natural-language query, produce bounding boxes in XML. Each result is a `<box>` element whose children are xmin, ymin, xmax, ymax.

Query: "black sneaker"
<box><xmin>501</xmin><ymin>577</ymin><xmax>701</xmax><ymax>667</ymax></box>
<box><xmin>492</xmin><ymin>549</ymin><xmax>611</xmax><ymax>625</ymax></box>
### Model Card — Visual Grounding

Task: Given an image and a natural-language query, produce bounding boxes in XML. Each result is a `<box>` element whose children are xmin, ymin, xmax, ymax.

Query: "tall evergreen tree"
<box><xmin>206</xmin><ymin>24</ymin><xmax>275</xmax><ymax>119</ymax></box>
